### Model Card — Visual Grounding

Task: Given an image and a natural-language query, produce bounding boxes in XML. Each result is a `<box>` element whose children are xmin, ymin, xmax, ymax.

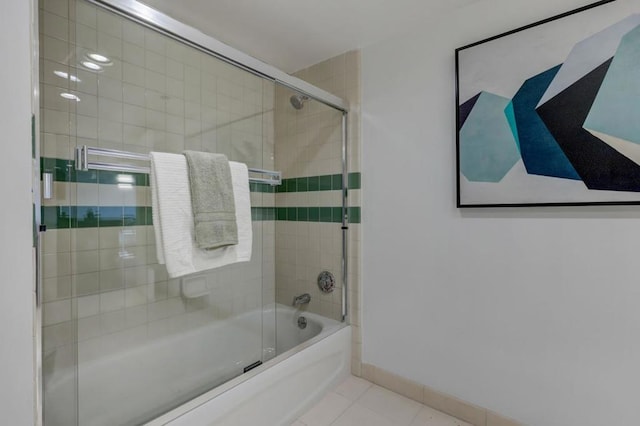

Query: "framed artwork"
<box><xmin>456</xmin><ymin>0</ymin><xmax>640</xmax><ymax>207</ymax></box>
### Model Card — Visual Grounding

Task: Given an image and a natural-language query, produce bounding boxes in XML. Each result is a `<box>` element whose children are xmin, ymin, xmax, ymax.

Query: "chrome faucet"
<box><xmin>293</xmin><ymin>293</ymin><xmax>311</xmax><ymax>306</ymax></box>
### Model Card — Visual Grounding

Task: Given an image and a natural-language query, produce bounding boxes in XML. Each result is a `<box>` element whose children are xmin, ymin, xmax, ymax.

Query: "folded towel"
<box><xmin>150</xmin><ymin>152</ymin><xmax>252</xmax><ymax>278</ymax></box>
<box><xmin>183</xmin><ymin>151</ymin><xmax>238</xmax><ymax>250</ymax></box>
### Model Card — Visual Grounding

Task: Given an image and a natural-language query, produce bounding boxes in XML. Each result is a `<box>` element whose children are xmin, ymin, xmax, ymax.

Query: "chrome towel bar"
<box><xmin>74</xmin><ymin>145</ymin><xmax>281</xmax><ymax>186</ymax></box>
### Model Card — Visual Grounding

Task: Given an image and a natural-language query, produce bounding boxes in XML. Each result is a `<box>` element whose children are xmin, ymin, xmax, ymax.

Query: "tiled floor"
<box><xmin>291</xmin><ymin>376</ymin><xmax>472</xmax><ymax>426</ymax></box>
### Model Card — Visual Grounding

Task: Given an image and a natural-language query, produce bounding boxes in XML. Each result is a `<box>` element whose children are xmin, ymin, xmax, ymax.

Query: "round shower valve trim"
<box><xmin>317</xmin><ymin>271</ymin><xmax>335</xmax><ymax>293</ymax></box>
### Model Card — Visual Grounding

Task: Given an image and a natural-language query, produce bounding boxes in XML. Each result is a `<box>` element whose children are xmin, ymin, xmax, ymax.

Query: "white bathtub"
<box><xmin>44</xmin><ymin>303</ymin><xmax>349</xmax><ymax>426</ymax></box>
<box><xmin>154</xmin><ymin>321</ymin><xmax>351</xmax><ymax>426</ymax></box>
<box><xmin>150</xmin><ymin>307</ymin><xmax>350</xmax><ymax>426</ymax></box>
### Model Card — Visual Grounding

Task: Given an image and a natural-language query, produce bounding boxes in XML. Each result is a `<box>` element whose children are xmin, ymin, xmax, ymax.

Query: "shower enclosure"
<box><xmin>38</xmin><ymin>0</ymin><xmax>349</xmax><ymax>424</ymax></box>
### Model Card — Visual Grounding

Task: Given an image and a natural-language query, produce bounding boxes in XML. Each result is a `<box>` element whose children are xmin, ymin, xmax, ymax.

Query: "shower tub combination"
<box><xmin>38</xmin><ymin>0</ymin><xmax>351</xmax><ymax>424</ymax></box>
<box><xmin>45</xmin><ymin>305</ymin><xmax>350</xmax><ymax>425</ymax></box>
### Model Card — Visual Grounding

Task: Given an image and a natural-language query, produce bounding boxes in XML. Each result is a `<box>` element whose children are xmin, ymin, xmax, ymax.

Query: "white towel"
<box><xmin>150</xmin><ymin>152</ymin><xmax>252</xmax><ymax>278</ymax></box>
<box><xmin>149</xmin><ymin>164</ymin><xmax>165</xmax><ymax>265</ymax></box>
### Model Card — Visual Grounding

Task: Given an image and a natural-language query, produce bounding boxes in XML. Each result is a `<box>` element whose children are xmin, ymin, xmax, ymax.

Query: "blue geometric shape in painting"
<box><xmin>584</xmin><ymin>25</ymin><xmax>640</xmax><ymax>147</ymax></box>
<box><xmin>460</xmin><ymin>91</ymin><xmax>520</xmax><ymax>182</ymax></box>
<box><xmin>503</xmin><ymin>101</ymin><xmax>520</xmax><ymax>152</ymax></box>
<box><xmin>512</xmin><ymin>65</ymin><xmax>580</xmax><ymax>180</ymax></box>
<box><xmin>537</xmin><ymin>58</ymin><xmax>640</xmax><ymax>192</ymax></box>
<box><xmin>538</xmin><ymin>14</ymin><xmax>640</xmax><ymax>108</ymax></box>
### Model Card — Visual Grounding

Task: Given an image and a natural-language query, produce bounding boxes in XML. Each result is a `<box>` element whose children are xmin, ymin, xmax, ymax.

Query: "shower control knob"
<box><xmin>317</xmin><ymin>271</ymin><xmax>335</xmax><ymax>293</ymax></box>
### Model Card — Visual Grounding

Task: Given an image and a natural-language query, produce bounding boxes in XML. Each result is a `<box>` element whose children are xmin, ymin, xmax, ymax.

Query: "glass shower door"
<box><xmin>273</xmin><ymin>84</ymin><xmax>347</xmax><ymax>336</ymax></box>
<box><xmin>40</xmin><ymin>0</ymin><xmax>276</xmax><ymax>424</ymax></box>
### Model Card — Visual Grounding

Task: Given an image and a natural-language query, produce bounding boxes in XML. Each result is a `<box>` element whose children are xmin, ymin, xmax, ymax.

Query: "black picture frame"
<box><xmin>455</xmin><ymin>0</ymin><xmax>640</xmax><ymax>207</ymax></box>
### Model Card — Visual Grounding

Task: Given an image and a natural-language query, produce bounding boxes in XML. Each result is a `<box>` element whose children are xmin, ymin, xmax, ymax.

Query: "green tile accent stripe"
<box><xmin>348</xmin><ymin>172</ymin><xmax>361</xmax><ymax>190</ymax></box>
<box><xmin>249</xmin><ymin>182</ymin><xmax>276</xmax><ymax>193</ymax></box>
<box><xmin>41</xmin><ymin>205</ymin><xmax>151</xmax><ymax>229</ymax></box>
<box><xmin>40</xmin><ymin>157</ymin><xmax>146</xmax><ymax>186</ymax></box>
<box><xmin>348</xmin><ymin>206</ymin><xmax>361</xmax><ymax>224</ymax></box>
<box><xmin>39</xmin><ymin>158</ymin><xmax>361</xmax><ymax>193</ymax></box>
<box><xmin>251</xmin><ymin>207</ymin><xmax>276</xmax><ymax>221</ymax></box>
<box><xmin>38</xmin><ymin>162</ymin><xmax>362</xmax><ymax>228</ymax></box>
<box><xmin>319</xmin><ymin>175</ymin><xmax>332</xmax><ymax>191</ymax></box>
<box><xmin>308</xmin><ymin>176</ymin><xmax>319</xmax><ymax>191</ymax></box>
<box><xmin>273</xmin><ymin>206</ymin><xmax>361</xmax><ymax>224</ymax></box>
<box><xmin>40</xmin><ymin>157</ymin><xmax>278</xmax><ymax>193</ymax></box>
<box><xmin>276</xmin><ymin>172</ymin><xmax>361</xmax><ymax>192</ymax></box>
<box><xmin>42</xmin><ymin>205</ymin><xmax>361</xmax><ymax>229</ymax></box>
<box><xmin>99</xmin><ymin>171</ymin><xmax>147</xmax><ymax>186</ymax></box>
<box><xmin>308</xmin><ymin>207</ymin><xmax>319</xmax><ymax>221</ymax></box>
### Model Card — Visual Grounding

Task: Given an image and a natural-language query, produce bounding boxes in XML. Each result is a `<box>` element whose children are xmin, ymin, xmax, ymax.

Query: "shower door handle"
<box><xmin>43</xmin><ymin>172</ymin><xmax>53</xmax><ymax>200</ymax></box>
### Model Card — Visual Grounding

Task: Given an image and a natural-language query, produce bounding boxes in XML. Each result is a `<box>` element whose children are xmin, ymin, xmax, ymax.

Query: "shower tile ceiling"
<box><xmin>140</xmin><ymin>0</ymin><xmax>480</xmax><ymax>73</ymax></box>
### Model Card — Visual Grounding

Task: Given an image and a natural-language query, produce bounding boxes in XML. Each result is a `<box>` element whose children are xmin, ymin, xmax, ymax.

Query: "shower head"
<box><xmin>290</xmin><ymin>94</ymin><xmax>309</xmax><ymax>110</ymax></box>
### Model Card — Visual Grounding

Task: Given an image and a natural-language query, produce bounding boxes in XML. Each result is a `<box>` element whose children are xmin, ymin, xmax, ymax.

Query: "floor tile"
<box><xmin>410</xmin><ymin>405</ymin><xmax>473</xmax><ymax>426</ymax></box>
<box><xmin>333</xmin><ymin>376</ymin><xmax>372</xmax><ymax>401</ymax></box>
<box><xmin>299</xmin><ymin>391</ymin><xmax>352</xmax><ymax>426</ymax></box>
<box><xmin>295</xmin><ymin>376</ymin><xmax>471</xmax><ymax>426</ymax></box>
<box><xmin>357</xmin><ymin>384</ymin><xmax>422</xmax><ymax>425</ymax></box>
<box><xmin>331</xmin><ymin>404</ymin><xmax>395</xmax><ymax>426</ymax></box>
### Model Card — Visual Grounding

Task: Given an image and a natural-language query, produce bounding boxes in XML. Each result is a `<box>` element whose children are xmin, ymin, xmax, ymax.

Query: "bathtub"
<box><xmin>152</xmin><ymin>307</ymin><xmax>350</xmax><ymax>426</ymax></box>
<box><xmin>44</xmin><ymin>303</ymin><xmax>349</xmax><ymax>426</ymax></box>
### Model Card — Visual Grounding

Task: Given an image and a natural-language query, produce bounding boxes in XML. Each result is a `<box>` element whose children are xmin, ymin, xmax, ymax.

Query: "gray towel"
<box><xmin>183</xmin><ymin>151</ymin><xmax>238</xmax><ymax>250</ymax></box>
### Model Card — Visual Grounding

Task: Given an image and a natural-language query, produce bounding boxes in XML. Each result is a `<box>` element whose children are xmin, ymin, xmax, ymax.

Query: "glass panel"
<box><xmin>39</xmin><ymin>0</ymin><xmax>79</xmax><ymax>424</ymax></box>
<box><xmin>40</xmin><ymin>0</ymin><xmax>276</xmax><ymax>424</ymax></box>
<box><xmin>273</xmin><ymin>84</ymin><xmax>345</xmax><ymax>355</ymax></box>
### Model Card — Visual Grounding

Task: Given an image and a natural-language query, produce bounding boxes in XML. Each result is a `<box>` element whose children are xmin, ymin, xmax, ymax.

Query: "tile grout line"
<box><xmin>331</xmin><ymin>391</ymin><xmax>356</xmax><ymax>426</ymax></box>
<box><xmin>407</xmin><ymin>402</ymin><xmax>423</xmax><ymax>426</ymax></box>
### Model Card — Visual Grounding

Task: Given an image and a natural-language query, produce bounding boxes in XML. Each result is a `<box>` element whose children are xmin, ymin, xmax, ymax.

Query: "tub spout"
<box><xmin>293</xmin><ymin>293</ymin><xmax>311</xmax><ymax>306</ymax></box>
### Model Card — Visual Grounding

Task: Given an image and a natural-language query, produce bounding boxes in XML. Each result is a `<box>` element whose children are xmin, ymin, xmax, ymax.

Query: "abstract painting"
<box><xmin>456</xmin><ymin>0</ymin><xmax>640</xmax><ymax>207</ymax></box>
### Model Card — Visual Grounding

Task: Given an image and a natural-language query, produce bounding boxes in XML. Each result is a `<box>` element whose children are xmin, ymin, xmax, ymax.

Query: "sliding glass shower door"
<box><xmin>40</xmin><ymin>0</ymin><xmax>276</xmax><ymax>423</ymax></box>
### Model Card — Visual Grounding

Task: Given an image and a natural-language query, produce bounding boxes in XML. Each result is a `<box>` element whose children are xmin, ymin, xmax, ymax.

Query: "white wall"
<box><xmin>0</xmin><ymin>1</ymin><xmax>36</xmax><ymax>424</ymax></box>
<box><xmin>361</xmin><ymin>1</ymin><xmax>640</xmax><ymax>425</ymax></box>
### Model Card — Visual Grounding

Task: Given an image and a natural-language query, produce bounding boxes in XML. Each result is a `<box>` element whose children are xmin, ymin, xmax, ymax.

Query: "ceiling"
<box><xmin>140</xmin><ymin>0</ymin><xmax>480</xmax><ymax>73</ymax></box>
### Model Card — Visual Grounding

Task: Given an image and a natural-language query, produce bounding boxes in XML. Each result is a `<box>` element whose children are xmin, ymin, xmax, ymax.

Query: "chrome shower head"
<box><xmin>290</xmin><ymin>94</ymin><xmax>309</xmax><ymax>110</ymax></box>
